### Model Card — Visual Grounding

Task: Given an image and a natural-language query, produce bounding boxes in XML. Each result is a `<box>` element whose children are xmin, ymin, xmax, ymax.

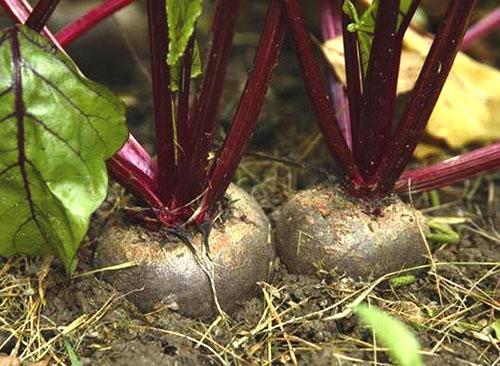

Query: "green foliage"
<box><xmin>64</xmin><ymin>338</ymin><xmax>83</xmax><ymax>366</ymax></box>
<box><xmin>389</xmin><ymin>274</ymin><xmax>417</xmax><ymax>288</ymax></box>
<box><xmin>166</xmin><ymin>0</ymin><xmax>203</xmax><ymax>91</ymax></box>
<box><xmin>356</xmin><ymin>304</ymin><xmax>423</xmax><ymax>366</ymax></box>
<box><xmin>342</xmin><ymin>0</ymin><xmax>376</xmax><ymax>75</ymax></box>
<box><xmin>491</xmin><ymin>319</ymin><xmax>500</xmax><ymax>341</ymax></box>
<box><xmin>426</xmin><ymin>219</ymin><xmax>461</xmax><ymax>245</ymax></box>
<box><xmin>0</xmin><ymin>25</ymin><xmax>127</xmax><ymax>271</ymax></box>
<box><xmin>170</xmin><ymin>41</ymin><xmax>202</xmax><ymax>92</ymax></box>
<box><xmin>342</xmin><ymin>0</ymin><xmax>413</xmax><ymax>75</ymax></box>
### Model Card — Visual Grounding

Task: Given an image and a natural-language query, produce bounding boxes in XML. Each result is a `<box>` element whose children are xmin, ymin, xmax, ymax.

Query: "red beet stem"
<box><xmin>354</xmin><ymin>0</ymin><xmax>420</xmax><ymax>178</ymax></box>
<box><xmin>192</xmin><ymin>0</ymin><xmax>286</xmax><ymax>223</ymax></box>
<box><xmin>0</xmin><ymin>0</ymin><xmax>58</xmax><ymax>43</ymax></box>
<box><xmin>355</xmin><ymin>0</ymin><xmax>401</xmax><ymax>178</ymax></box>
<box><xmin>25</xmin><ymin>0</ymin><xmax>60</xmax><ymax>32</ymax></box>
<box><xmin>283</xmin><ymin>0</ymin><xmax>364</xmax><ymax>188</ymax></box>
<box><xmin>146</xmin><ymin>0</ymin><xmax>175</xmax><ymax>205</ymax></box>
<box><xmin>174</xmin><ymin>35</ymin><xmax>195</xmax><ymax>204</ymax></box>
<box><xmin>397</xmin><ymin>0</ymin><xmax>421</xmax><ymax>38</ymax></box>
<box><xmin>174</xmin><ymin>0</ymin><xmax>242</xmax><ymax>207</ymax></box>
<box><xmin>56</xmin><ymin>0</ymin><xmax>133</xmax><ymax>47</ymax></box>
<box><xmin>373</xmin><ymin>0</ymin><xmax>477</xmax><ymax>196</ymax></box>
<box><xmin>395</xmin><ymin>143</ymin><xmax>500</xmax><ymax>193</ymax></box>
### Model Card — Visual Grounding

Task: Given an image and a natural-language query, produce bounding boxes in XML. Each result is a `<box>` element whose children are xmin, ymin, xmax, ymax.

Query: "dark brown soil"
<box><xmin>1</xmin><ymin>178</ymin><xmax>498</xmax><ymax>365</ymax></box>
<box><xmin>40</xmin><ymin>271</ymin><xmax>208</xmax><ymax>365</ymax></box>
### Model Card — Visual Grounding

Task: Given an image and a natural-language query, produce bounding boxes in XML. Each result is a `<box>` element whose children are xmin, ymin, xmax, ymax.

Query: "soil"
<box><xmin>1</xmin><ymin>1</ymin><xmax>499</xmax><ymax>365</ymax></box>
<box><xmin>0</xmin><ymin>179</ymin><xmax>498</xmax><ymax>365</ymax></box>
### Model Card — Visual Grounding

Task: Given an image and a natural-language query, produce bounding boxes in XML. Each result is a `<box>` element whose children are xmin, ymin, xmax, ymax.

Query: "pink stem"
<box><xmin>192</xmin><ymin>0</ymin><xmax>287</xmax><ymax>222</ymax></box>
<box><xmin>462</xmin><ymin>7</ymin><xmax>500</xmax><ymax>50</ymax></box>
<box><xmin>396</xmin><ymin>143</ymin><xmax>500</xmax><ymax>193</ymax></box>
<box><xmin>56</xmin><ymin>0</ymin><xmax>134</xmax><ymax>47</ymax></box>
<box><xmin>320</xmin><ymin>0</ymin><xmax>352</xmax><ymax>150</ymax></box>
<box><xmin>107</xmin><ymin>135</ymin><xmax>162</xmax><ymax>209</ymax></box>
<box><xmin>0</xmin><ymin>0</ymin><xmax>58</xmax><ymax>43</ymax></box>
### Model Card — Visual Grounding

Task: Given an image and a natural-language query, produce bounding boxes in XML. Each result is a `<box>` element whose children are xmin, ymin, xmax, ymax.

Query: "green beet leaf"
<box><xmin>169</xmin><ymin>40</ymin><xmax>202</xmax><ymax>92</ymax></box>
<box><xmin>166</xmin><ymin>0</ymin><xmax>202</xmax><ymax>66</ymax></box>
<box><xmin>343</xmin><ymin>0</ymin><xmax>374</xmax><ymax>75</ymax></box>
<box><xmin>166</xmin><ymin>0</ymin><xmax>203</xmax><ymax>91</ymax></box>
<box><xmin>356</xmin><ymin>304</ymin><xmax>423</xmax><ymax>366</ymax></box>
<box><xmin>0</xmin><ymin>25</ymin><xmax>127</xmax><ymax>271</ymax></box>
<box><xmin>343</xmin><ymin>0</ymin><xmax>413</xmax><ymax>76</ymax></box>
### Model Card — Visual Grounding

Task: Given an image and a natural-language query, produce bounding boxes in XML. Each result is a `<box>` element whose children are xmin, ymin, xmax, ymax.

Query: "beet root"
<box><xmin>276</xmin><ymin>185</ymin><xmax>428</xmax><ymax>279</ymax></box>
<box><xmin>95</xmin><ymin>184</ymin><xmax>273</xmax><ymax>319</ymax></box>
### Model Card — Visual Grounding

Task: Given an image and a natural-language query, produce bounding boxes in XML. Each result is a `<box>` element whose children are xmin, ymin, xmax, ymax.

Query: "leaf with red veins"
<box><xmin>0</xmin><ymin>25</ymin><xmax>127</xmax><ymax>271</ymax></box>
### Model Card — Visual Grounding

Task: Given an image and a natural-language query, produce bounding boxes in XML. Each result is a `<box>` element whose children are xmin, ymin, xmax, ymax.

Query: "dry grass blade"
<box><xmin>133</xmin><ymin>325</ymin><xmax>228</xmax><ymax>365</ymax></box>
<box><xmin>70</xmin><ymin>261</ymin><xmax>138</xmax><ymax>279</ymax></box>
<box><xmin>0</xmin><ymin>257</ymin><xmax>141</xmax><ymax>364</ymax></box>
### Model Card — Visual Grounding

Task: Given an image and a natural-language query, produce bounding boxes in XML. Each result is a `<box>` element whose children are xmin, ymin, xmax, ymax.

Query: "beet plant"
<box><xmin>0</xmin><ymin>0</ymin><xmax>286</xmax><ymax>318</ymax></box>
<box><xmin>0</xmin><ymin>1</ymin><xmax>129</xmax><ymax>273</ymax></box>
<box><xmin>276</xmin><ymin>0</ymin><xmax>500</xmax><ymax>279</ymax></box>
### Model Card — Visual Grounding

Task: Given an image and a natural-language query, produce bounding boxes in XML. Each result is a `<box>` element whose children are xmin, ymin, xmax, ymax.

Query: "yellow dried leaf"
<box><xmin>0</xmin><ymin>356</ymin><xmax>20</xmax><ymax>366</ymax></box>
<box><xmin>322</xmin><ymin>28</ymin><xmax>500</xmax><ymax>157</ymax></box>
<box><xmin>323</xmin><ymin>36</ymin><xmax>421</xmax><ymax>94</ymax></box>
<box><xmin>322</xmin><ymin>38</ymin><xmax>347</xmax><ymax>84</ymax></box>
<box><xmin>413</xmin><ymin>143</ymin><xmax>445</xmax><ymax>160</ymax></box>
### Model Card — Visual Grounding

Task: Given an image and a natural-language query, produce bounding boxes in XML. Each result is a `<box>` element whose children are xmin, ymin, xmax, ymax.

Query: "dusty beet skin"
<box><xmin>276</xmin><ymin>185</ymin><xmax>429</xmax><ymax>279</ymax></box>
<box><xmin>95</xmin><ymin>184</ymin><xmax>273</xmax><ymax>319</ymax></box>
